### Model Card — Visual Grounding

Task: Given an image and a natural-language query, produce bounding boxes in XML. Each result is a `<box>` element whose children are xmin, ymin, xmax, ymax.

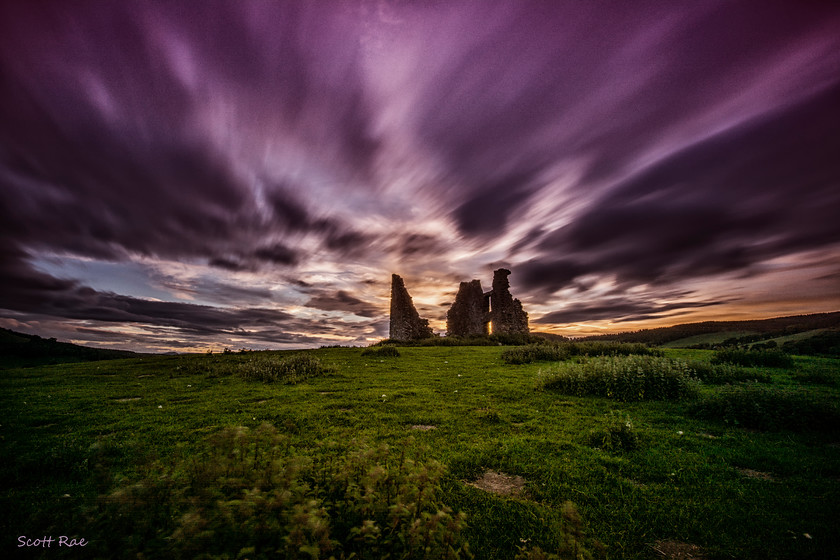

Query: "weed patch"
<box><xmin>685</xmin><ymin>360</ymin><xmax>771</xmax><ymax>384</ymax></box>
<box><xmin>502</xmin><ymin>342</ymin><xmax>661</xmax><ymax>364</ymax></box>
<box><xmin>236</xmin><ymin>353</ymin><xmax>332</xmax><ymax>384</ymax></box>
<box><xmin>540</xmin><ymin>355</ymin><xmax>699</xmax><ymax>401</ymax></box>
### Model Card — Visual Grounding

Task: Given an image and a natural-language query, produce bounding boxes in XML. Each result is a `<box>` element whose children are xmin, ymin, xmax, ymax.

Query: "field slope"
<box><xmin>1</xmin><ymin>347</ymin><xmax>839</xmax><ymax>558</ymax></box>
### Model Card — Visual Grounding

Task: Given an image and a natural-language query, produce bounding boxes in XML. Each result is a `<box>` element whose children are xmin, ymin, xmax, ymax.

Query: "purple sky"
<box><xmin>2</xmin><ymin>1</ymin><xmax>839</xmax><ymax>352</ymax></box>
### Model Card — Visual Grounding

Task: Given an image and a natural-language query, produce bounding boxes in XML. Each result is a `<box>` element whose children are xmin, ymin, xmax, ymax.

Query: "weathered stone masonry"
<box><xmin>487</xmin><ymin>268</ymin><xmax>529</xmax><ymax>335</ymax></box>
<box><xmin>446</xmin><ymin>279</ymin><xmax>490</xmax><ymax>337</ymax></box>
<box><xmin>389</xmin><ymin>274</ymin><xmax>434</xmax><ymax>341</ymax></box>
<box><xmin>389</xmin><ymin>269</ymin><xmax>528</xmax><ymax>341</ymax></box>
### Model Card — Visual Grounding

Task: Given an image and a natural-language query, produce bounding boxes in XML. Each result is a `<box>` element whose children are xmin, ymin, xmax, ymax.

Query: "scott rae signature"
<box><xmin>18</xmin><ymin>536</ymin><xmax>88</xmax><ymax>548</ymax></box>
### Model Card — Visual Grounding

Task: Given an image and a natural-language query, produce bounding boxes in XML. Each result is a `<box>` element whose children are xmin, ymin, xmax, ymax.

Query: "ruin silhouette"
<box><xmin>389</xmin><ymin>269</ymin><xmax>529</xmax><ymax>341</ymax></box>
<box><xmin>389</xmin><ymin>274</ymin><xmax>435</xmax><ymax>341</ymax></box>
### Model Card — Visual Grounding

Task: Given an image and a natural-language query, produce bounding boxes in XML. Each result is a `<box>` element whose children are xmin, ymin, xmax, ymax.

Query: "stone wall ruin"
<box><xmin>487</xmin><ymin>268</ymin><xmax>529</xmax><ymax>335</ymax></box>
<box><xmin>389</xmin><ymin>274</ymin><xmax>435</xmax><ymax>341</ymax></box>
<box><xmin>389</xmin><ymin>269</ymin><xmax>529</xmax><ymax>341</ymax></box>
<box><xmin>446</xmin><ymin>280</ymin><xmax>490</xmax><ymax>337</ymax></box>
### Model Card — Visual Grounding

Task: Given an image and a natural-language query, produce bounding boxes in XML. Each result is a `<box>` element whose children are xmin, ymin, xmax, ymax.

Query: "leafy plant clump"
<box><xmin>711</xmin><ymin>348</ymin><xmax>794</xmax><ymax>369</ymax></box>
<box><xmin>540</xmin><ymin>355</ymin><xmax>699</xmax><ymax>402</ymax></box>
<box><xmin>87</xmin><ymin>425</ymin><xmax>471</xmax><ymax>559</ymax></box>
<box><xmin>361</xmin><ymin>345</ymin><xmax>401</xmax><ymax>357</ymax></box>
<box><xmin>237</xmin><ymin>353</ymin><xmax>332</xmax><ymax>384</ymax></box>
<box><xmin>689</xmin><ymin>385</ymin><xmax>840</xmax><ymax>433</ymax></box>
<box><xmin>686</xmin><ymin>360</ymin><xmax>771</xmax><ymax>384</ymax></box>
<box><xmin>502</xmin><ymin>342</ymin><xmax>662</xmax><ymax>365</ymax></box>
<box><xmin>586</xmin><ymin>414</ymin><xmax>640</xmax><ymax>452</ymax></box>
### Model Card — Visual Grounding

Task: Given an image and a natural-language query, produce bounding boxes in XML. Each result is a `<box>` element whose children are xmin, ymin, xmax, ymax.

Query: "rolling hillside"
<box><xmin>0</xmin><ymin>328</ymin><xmax>137</xmax><ymax>368</ymax></box>
<box><xmin>576</xmin><ymin>311</ymin><xmax>840</xmax><ymax>349</ymax></box>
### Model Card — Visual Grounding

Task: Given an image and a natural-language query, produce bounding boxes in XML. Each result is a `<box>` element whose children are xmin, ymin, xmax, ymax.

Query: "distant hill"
<box><xmin>0</xmin><ymin>328</ymin><xmax>137</xmax><ymax>369</ymax></box>
<box><xmin>576</xmin><ymin>311</ymin><xmax>840</xmax><ymax>349</ymax></box>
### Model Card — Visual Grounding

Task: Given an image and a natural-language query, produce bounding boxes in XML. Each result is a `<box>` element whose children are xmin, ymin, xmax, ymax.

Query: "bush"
<box><xmin>540</xmin><ymin>355</ymin><xmax>699</xmax><ymax>402</ymax></box>
<box><xmin>711</xmin><ymin>349</ymin><xmax>794</xmax><ymax>369</ymax></box>
<box><xmin>237</xmin><ymin>353</ymin><xmax>331</xmax><ymax>384</ymax></box>
<box><xmin>87</xmin><ymin>425</ymin><xmax>471</xmax><ymax>559</ymax></box>
<box><xmin>502</xmin><ymin>342</ymin><xmax>661</xmax><ymax>364</ymax></box>
<box><xmin>689</xmin><ymin>385</ymin><xmax>840</xmax><ymax>432</ymax></box>
<box><xmin>686</xmin><ymin>360</ymin><xmax>771</xmax><ymax>384</ymax></box>
<box><xmin>361</xmin><ymin>345</ymin><xmax>401</xmax><ymax>357</ymax></box>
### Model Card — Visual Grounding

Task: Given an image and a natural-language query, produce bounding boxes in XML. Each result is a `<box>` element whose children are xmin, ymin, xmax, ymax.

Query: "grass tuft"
<box><xmin>361</xmin><ymin>345</ymin><xmax>401</xmax><ymax>358</ymax></box>
<box><xmin>586</xmin><ymin>414</ymin><xmax>640</xmax><ymax>452</ymax></box>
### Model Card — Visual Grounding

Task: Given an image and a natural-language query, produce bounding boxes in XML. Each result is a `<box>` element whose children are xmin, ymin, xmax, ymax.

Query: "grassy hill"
<box><xmin>581</xmin><ymin>311</ymin><xmax>840</xmax><ymax>349</ymax></box>
<box><xmin>2</xmin><ymin>345</ymin><xmax>838</xmax><ymax>558</ymax></box>
<box><xmin>0</xmin><ymin>328</ymin><xmax>137</xmax><ymax>369</ymax></box>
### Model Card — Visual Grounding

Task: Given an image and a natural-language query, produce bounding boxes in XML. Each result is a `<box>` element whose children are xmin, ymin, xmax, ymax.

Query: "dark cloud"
<box><xmin>305</xmin><ymin>291</ymin><xmax>380</xmax><ymax>318</ymax></box>
<box><xmin>1</xmin><ymin>1</ymin><xmax>839</xmax><ymax>347</ymax></box>
<box><xmin>535</xmin><ymin>299</ymin><xmax>727</xmax><ymax>325</ymax></box>
<box><xmin>519</xmin><ymin>82</ymin><xmax>840</xmax><ymax>295</ymax></box>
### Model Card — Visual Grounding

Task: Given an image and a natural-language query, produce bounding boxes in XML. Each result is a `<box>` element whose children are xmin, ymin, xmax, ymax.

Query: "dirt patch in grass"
<box><xmin>410</xmin><ymin>424</ymin><xmax>436</xmax><ymax>431</ymax></box>
<box><xmin>736</xmin><ymin>468</ymin><xmax>775</xmax><ymax>481</ymax></box>
<box><xmin>113</xmin><ymin>397</ymin><xmax>142</xmax><ymax>402</ymax></box>
<box><xmin>466</xmin><ymin>470</ymin><xmax>526</xmax><ymax>498</ymax></box>
<box><xmin>651</xmin><ymin>540</ymin><xmax>708</xmax><ymax>559</ymax></box>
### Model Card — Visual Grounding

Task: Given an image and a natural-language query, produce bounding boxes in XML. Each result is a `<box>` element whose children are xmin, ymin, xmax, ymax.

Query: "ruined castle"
<box><xmin>389</xmin><ymin>268</ymin><xmax>529</xmax><ymax>341</ymax></box>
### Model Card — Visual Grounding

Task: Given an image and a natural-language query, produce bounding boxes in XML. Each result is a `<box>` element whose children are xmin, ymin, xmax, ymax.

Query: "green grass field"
<box><xmin>2</xmin><ymin>347</ymin><xmax>839</xmax><ymax>559</ymax></box>
<box><xmin>659</xmin><ymin>332</ymin><xmax>758</xmax><ymax>349</ymax></box>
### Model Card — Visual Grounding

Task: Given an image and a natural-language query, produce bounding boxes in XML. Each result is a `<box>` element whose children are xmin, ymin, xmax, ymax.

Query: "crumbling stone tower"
<box><xmin>389</xmin><ymin>274</ymin><xmax>434</xmax><ymax>341</ymax></box>
<box><xmin>445</xmin><ymin>268</ymin><xmax>529</xmax><ymax>337</ymax></box>
<box><xmin>488</xmin><ymin>268</ymin><xmax>529</xmax><ymax>335</ymax></box>
<box><xmin>446</xmin><ymin>280</ymin><xmax>490</xmax><ymax>337</ymax></box>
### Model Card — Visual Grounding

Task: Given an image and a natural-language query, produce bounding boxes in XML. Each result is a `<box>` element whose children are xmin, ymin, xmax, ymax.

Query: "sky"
<box><xmin>1</xmin><ymin>1</ymin><xmax>839</xmax><ymax>352</ymax></box>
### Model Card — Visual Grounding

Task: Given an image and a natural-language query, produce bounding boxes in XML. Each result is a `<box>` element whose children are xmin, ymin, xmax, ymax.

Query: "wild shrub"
<box><xmin>540</xmin><ymin>355</ymin><xmax>699</xmax><ymax>401</ymax></box>
<box><xmin>711</xmin><ymin>348</ymin><xmax>794</xmax><ymax>369</ymax></box>
<box><xmin>236</xmin><ymin>353</ymin><xmax>331</xmax><ymax>384</ymax></box>
<box><xmin>502</xmin><ymin>342</ymin><xmax>662</xmax><ymax>364</ymax></box>
<box><xmin>689</xmin><ymin>385</ymin><xmax>840</xmax><ymax>432</ymax></box>
<box><xmin>88</xmin><ymin>425</ymin><xmax>471</xmax><ymax>559</ymax></box>
<box><xmin>360</xmin><ymin>345</ymin><xmax>401</xmax><ymax>357</ymax></box>
<box><xmin>586</xmin><ymin>414</ymin><xmax>640</xmax><ymax>452</ymax></box>
<box><xmin>686</xmin><ymin>360</ymin><xmax>771</xmax><ymax>384</ymax></box>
